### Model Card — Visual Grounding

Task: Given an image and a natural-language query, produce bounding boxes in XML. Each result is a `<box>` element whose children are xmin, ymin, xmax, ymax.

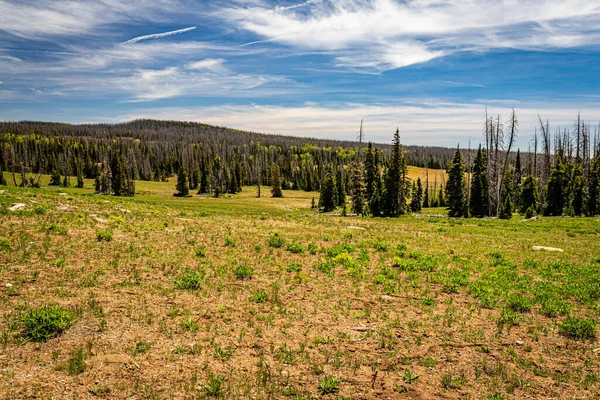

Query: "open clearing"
<box><xmin>0</xmin><ymin>176</ymin><xmax>599</xmax><ymax>399</ymax></box>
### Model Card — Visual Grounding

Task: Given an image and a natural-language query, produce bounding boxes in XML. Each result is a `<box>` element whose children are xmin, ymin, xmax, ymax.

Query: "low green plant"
<box><xmin>67</xmin><ymin>348</ymin><xmax>86</xmax><ymax>375</ymax></box>
<box><xmin>133</xmin><ymin>342</ymin><xmax>151</xmax><ymax>355</ymax></box>
<box><xmin>174</xmin><ymin>269</ymin><xmax>204</xmax><ymax>290</ymax></box>
<box><xmin>233</xmin><ymin>265</ymin><xmax>254</xmax><ymax>280</ymax></box>
<box><xmin>559</xmin><ymin>317</ymin><xmax>596</xmax><ymax>340</ymax></box>
<box><xmin>307</xmin><ymin>243</ymin><xmax>318</xmax><ymax>255</ymax></box>
<box><xmin>318</xmin><ymin>375</ymin><xmax>340</xmax><ymax>395</ymax></box>
<box><xmin>194</xmin><ymin>246</ymin><xmax>207</xmax><ymax>258</ymax></box>
<box><xmin>286</xmin><ymin>243</ymin><xmax>305</xmax><ymax>254</ymax></box>
<box><xmin>251</xmin><ymin>290</ymin><xmax>268</xmax><ymax>303</ymax></box>
<box><xmin>286</xmin><ymin>263</ymin><xmax>302</xmax><ymax>273</ymax></box>
<box><xmin>224</xmin><ymin>237</ymin><xmax>236</xmax><ymax>247</ymax></box>
<box><xmin>267</xmin><ymin>233</ymin><xmax>285</xmax><ymax>248</ymax></box>
<box><xmin>201</xmin><ymin>373</ymin><xmax>225</xmax><ymax>398</ymax></box>
<box><xmin>21</xmin><ymin>305</ymin><xmax>74</xmax><ymax>342</ymax></box>
<box><xmin>96</xmin><ymin>230</ymin><xmax>113</xmax><ymax>242</ymax></box>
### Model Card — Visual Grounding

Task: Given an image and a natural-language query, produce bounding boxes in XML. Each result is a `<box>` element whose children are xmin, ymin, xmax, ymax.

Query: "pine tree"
<box><xmin>311</xmin><ymin>196</ymin><xmax>316</xmax><ymax>209</ymax></box>
<box><xmin>499</xmin><ymin>167</ymin><xmax>514</xmax><ymax>220</ymax></box>
<box><xmin>174</xmin><ymin>165</ymin><xmax>190</xmax><ymax>197</ymax></box>
<box><xmin>410</xmin><ymin>178</ymin><xmax>423</xmax><ymax>212</ymax></box>
<box><xmin>111</xmin><ymin>150</ymin><xmax>127</xmax><ymax>196</ymax></box>
<box><xmin>50</xmin><ymin>169</ymin><xmax>61</xmax><ymax>186</ymax></box>
<box><xmin>570</xmin><ymin>164</ymin><xmax>585</xmax><ymax>216</ymax></box>
<box><xmin>383</xmin><ymin>128</ymin><xmax>409</xmax><ymax>216</ymax></box>
<box><xmin>469</xmin><ymin>146</ymin><xmax>488</xmax><ymax>218</ymax></box>
<box><xmin>544</xmin><ymin>150</ymin><xmax>567</xmax><ymax>216</ymax></box>
<box><xmin>212</xmin><ymin>156</ymin><xmax>222</xmax><ymax>198</ymax></box>
<box><xmin>318</xmin><ymin>170</ymin><xmax>336</xmax><ymax>212</ymax></box>
<box><xmin>76</xmin><ymin>163</ymin><xmax>84</xmax><ymax>188</ymax></box>
<box><xmin>519</xmin><ymin>175</ymin><xmax>539</xmax><ymax>215</ymax></box>
<box><xmin>349</xmin><ymin>162</ymin><xmax>365</xmax><ymax>215</ymax></box>
<box><xmin>271</xmin><ymin>163</ymin><xmax>283</xmax><ymax>198</ymax></box>
<box><xmin>336</xmin><ymin>168</ymin><xmax>346</xmax><ymax>207</ymax></box>
<box><xmin>364</xmin><ymin>142</ymin><xmax>376</xmax><ymax>206</ymax></box>
<box><xmin>446</xmin><ymin>147</ymin><xmax>466</xmax><ymax>217</ymax></box>
<box><xmin>587</xmin><ymin>156</ymin><xmax>600</xmax><ymax>216</ymax></box>
<box><xmin>191</xmin><ymin>168</ymin><xmax>199</xmax><ymax>190</ymax></box>
<box><xmin>437</xmin><ymin>186</ymin><xmax>445</xmax><ymax>207</ymax></box>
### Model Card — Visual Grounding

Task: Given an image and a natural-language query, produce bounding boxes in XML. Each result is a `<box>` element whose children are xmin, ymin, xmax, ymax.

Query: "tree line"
<box><xmin>317</xmin><ymin>110</ymin><xmax>600</xmax><ymax>218</ymax></box>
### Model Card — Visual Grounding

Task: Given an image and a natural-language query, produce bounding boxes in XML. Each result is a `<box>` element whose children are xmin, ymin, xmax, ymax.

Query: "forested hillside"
<box><xmin>0</xmin><ymin>119</ymin><xmax>454</xmax><ymax>193</ymax></box>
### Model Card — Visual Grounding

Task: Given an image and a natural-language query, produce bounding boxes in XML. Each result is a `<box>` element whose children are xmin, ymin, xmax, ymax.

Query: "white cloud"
<box><xmin>220</xmin><ymin>0</ymin><xmax>600</xmax><ymax>71</ymax></box>
<box><xmin>123</xmin><ymin>26</ymin><xmax>197</xmax><ymax>44</ymax></box>
<box><xmin>186</xmin><ymin>58</ymin><xmax>227</xmax><ymax>73</ymax></box>
<box><xmin>117</xmin><ymin>101</ymin><xmax>600</xmax><ymax>148</ymax></box>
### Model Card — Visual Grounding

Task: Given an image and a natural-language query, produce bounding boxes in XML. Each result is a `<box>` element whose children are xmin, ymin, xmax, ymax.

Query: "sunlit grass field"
<box><xmin>0</xmin><ymin>172</ymin><xmax>599</xmax><ymax>399</ymax></box>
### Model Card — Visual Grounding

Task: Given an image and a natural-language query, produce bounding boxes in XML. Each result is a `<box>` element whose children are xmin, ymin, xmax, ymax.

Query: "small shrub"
<box><xmin>441</xmin><ymin>373</ymin><xmax>465</xmax><ymax>389</ymax></box>
<box><xmin>267</xmin><ymin>233</ymin><xmax>285</xmax><ymax>248</ymax></box>
<box><xmin>181</xmin><ymin>317</ymin><xmax>200</xmax><ymax>332</ymax></box>
<box><xmin>67</xmin><ymin>348</ymin><xmax>86</xmax><ymax>375</ymax></box>
<box><xmin>21</xmin><ymin>305</ymin><xmax>74</xmax><ymax>342</ymax></box>
<box><xmin>374</xmin><ymin>240</ymin><xmax>389</xmax><ymax>252</ymax></box>
<box><xmin>201</xmin><ymin>373</ymin><xmax>225</xmax><ymax>398</ymax></box>
<box><xmin>559</xmin><ymin>317</ymin><xmax>596</xmax><ymax>340</ymax></box>
<box><xmin>307</xmin><ymin>243</ymin><xmax>318</xmax><ymax>255</ymax></box>
<box><xmin>224</xmin><ymin>237</ymin><xmax>236</xmax><ymax>247</ymax></box>
<box><xmin>254</xmin><ymin>243</ymin><xmax>262</xmax><ymax>251</ymax></box>
<box><xmin>286</xmin><ymin>243</ymin><xmax>305</xmax><ymax>254</ymax></box>
<box><xmin>251</xmin><ymin>290</ymin><xmax>269</xmax><ymax>303</ymax></box>
<box><xmin>133</xmin><ymin>342</ymin><xmax>151</xmax><ymax>355</ymax></box>
<box><xmin>174</xmin><ymin>269</ymin><xmax>204</xmax><ymax>290</ymax></box>
<box><xmin>318</xmin><ymin>375</ymin><xmax>340</xmax><ymax>395</ymax></box>
<box><xmin>194</xmin><ymin>246</ymin><xmax>207</xmax><ymax>258</ymax></box>
<box><xmin>96</xmin><ymin>230</ymin><xmax>113</xmax><ymax>242</ymax></box>
<box><xmin>506</xmin><ymin>293</ymin><xmax>533</xmax><ymax>313</ymax></box>
<box><xmin>286</xmin><ymin>263</ymin><xmax>302</xmax><ymax>273</ymax></box>
<box><xmin>233</xmin><ymin>265</ymin><xmax>254</xmax><ymax>280</ymax></box>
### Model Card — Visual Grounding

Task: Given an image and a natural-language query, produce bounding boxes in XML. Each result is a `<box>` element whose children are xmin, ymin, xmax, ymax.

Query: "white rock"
<box><xmin>5</xmin><ymin>283</ymin><xmax>13</xmax><ymax>288</ymax></box>
<box><xmin>532</xmin><ymin>246</ymin><xmax>564</xmax><ymax>252</ymax></box>
<box><xmin>59</xmin><ymin>193</ymin><xmax>68</xmax><ymax>197</ymax></box>
<box><xmin>8</xmin><ymin>203</ymin><xmax>26</xmax><ymax>211</ymax></box>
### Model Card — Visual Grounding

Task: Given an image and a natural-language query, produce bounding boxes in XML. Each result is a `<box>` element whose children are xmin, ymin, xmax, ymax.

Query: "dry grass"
<box><xmin>0</xmin><ymin>178</ymin><xmax>598</xmax><ymax>399</ymax></box>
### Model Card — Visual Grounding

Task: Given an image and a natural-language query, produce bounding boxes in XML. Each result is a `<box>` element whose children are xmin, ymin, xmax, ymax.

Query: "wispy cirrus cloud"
<box><xmin>219</xmin><ymin>0</ymin><xmax>600</xmax><ymax>72</ymax></box>
<box><xmin>123</xmin><ymin>26</ymin><xmax>197</xmax><ymax>44</ymax></box>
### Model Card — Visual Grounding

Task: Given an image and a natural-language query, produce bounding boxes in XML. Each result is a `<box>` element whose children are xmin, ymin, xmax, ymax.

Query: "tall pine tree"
<box><xmin>499</xmin><ymin>167</ymin><xmax>514</xmax><ymax>219</ymax></box>
<box><xmin>174</xmin><ymin>165</ymin><xmax>189</xmax><ymax>197</ymax></box>
<box><xmin>319</xmin><ymin>169</ymin><xmax>336</xmax><ymax>212</ymax></box>
<box><xmin>383</xmin><ymin>128</ymin><xmax>409</xmax><ymax>217</ymax></box>
<box><xmin>446</xmin><ymin>147</ymin><xmax>466</xmax><ymax>217</ymax></box>
<box><xmin>469</xmin><ymin>146</ymin><xmax>488</xmax><ymax>218</ymax></box>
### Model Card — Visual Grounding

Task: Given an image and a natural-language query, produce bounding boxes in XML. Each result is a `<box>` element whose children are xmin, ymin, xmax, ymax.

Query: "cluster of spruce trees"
<box><xmin>318</xmin><ymin>111</ymin><xmax>600</xmax><ymax>219</ymax></box>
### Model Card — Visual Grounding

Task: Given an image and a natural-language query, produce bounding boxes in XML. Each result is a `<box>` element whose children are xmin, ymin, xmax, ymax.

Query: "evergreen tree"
<box><xmin>111</xmin><ymin>150</ymin><xmax>127</xmax><ymax>196</ymax></box>
<box><xmin>370</xmin><ymin>171</ymin><xmax>384</xmax><ymax>217</ymax></box>
<box><xmin>174</xmin><ymin>165</ymin><xmax>190</xmax><ymax>197</ymax></box>
<box><xmin>469</xmin><ymin>146</ymin><xmax>488</xmax><ymax>218</ymax></box>
<box><xmin>544</xmin><ymin>151</ymin><xmax>567</xmax><ymax>216</ymax></box>
<box><xmin>190</xmin><ymin>168</ymin><xmax>199</xmax><ymax>190</ymax></box>
<box><xmin>76</xmin><ymin>163</ymin><xmax>84</xmax><ymax>188</ymax></box>
<box><xmin>349</xmin><ymin>162</ymin><xmax>365</xmax><ymax>215</ymax></box>
<box><xmin>318</xmin><ymin>170</ymin><xmax>336</xmax><ymax>212</ymax></box>
<box><xmin>499</xmin><ymin>167</ymin><xmax>514</xmax><ymax>220</ymax></box>
<box><xmin>364</xmin><ymin>142</ymin><xmax>376</xmax><ymax>205</ymax></box>
<box><xmin>62</xmin><ymin>172</ymin><xmax>70</xmax><ymax>187</ymax></box>
<box><xmin>519</xmin><ymin>175</ymin><xmax>539</xmax><ymax>215</ymax></box>
<box><xmin>0</xmin><ymin>166</ymin><xmax>6</xmax><ymax>186</ymax></box>
<box><xmin>437</xmin><ymin>186</ymin><xmax>445</xmax><ymax>207</ymax></box>
<box><xmin>422</xmin><ymin>182</ymin><xmax>429</xmax><ymax>208</ymax></box>
<box><xmin>50</xmin><ymin>169</ymin><xmax>61</xmax><ymax>186</ymax></box>
<box><xmin>383</xmin><ymin>128</ymin><xmax>409</xmax><ymax>216</ymax></box>
<box><xmin>311</xmin><ymin>196</ymin><xmax>316</xmax><ymax>209</ymax></box>
<box><xmin>446</xmin><ymin>147</ymin><xmax>466</xmax><ymax>217</ymax></box>
<box><xmin>270</xmin><ymin>163</ymin><xmax>283</xmax><ymax>198</ymax></box>
<box><xmin>410</xmin><ymin>178</ymin><xmax>423</xmax><ymax>212</ymax></box>
<box><xmin>570</xmin><ymin>164</ymin><xmax>585</xmax><ymax>216</ymax></box>
<box><xmin>212</xmin><ymin>156</ymin><xmax>222</xmax><ymax>198</ymax></box>
<box><xmin>336</xmin><ymin>168</ymin><xmax>346</xmax><ymax>207</ymax></box>
<box><xmin>587</xmin><ymin>156</ymin><xmax>600</xmax><ymax>216</ymax></box>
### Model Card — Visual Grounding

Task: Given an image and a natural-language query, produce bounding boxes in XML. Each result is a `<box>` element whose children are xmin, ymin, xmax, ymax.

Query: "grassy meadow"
<box><xmin>0</xmin><ymin>170</ymin><xmax>599</xmax><ymax>399</ymax></box>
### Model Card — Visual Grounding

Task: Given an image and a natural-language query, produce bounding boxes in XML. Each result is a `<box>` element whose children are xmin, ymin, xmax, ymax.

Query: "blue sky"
<box><xmin>1</xmin><ymin>0</ymin><xmax>600</xmax><ymax>148</ymax></box>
